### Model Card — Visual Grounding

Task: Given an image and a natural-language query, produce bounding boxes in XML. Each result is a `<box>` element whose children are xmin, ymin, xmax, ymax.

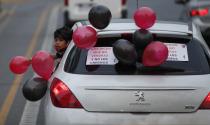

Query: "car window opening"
<box><xmin>64</xmin><ymin>33</ymin><xmax>210</xmax><ymax>75</ymax></box>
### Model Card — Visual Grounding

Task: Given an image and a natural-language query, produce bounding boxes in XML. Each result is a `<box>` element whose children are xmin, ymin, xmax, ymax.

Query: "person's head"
<box><xmin>54</xmin><ymin>26</ymin><xmax>73</xmax><ymax>52</ymax></box>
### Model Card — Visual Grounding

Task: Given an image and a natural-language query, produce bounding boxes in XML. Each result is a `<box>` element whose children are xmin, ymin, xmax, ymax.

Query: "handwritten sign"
<box><xmin>164</xmin><ymin>43</ymin><xmax>189</xmax><ymax>61</ymax></box>
<box><xmin>86</xmin><ymin>47</ymin><xmax>118</xmax><ymax>65</ymax></box>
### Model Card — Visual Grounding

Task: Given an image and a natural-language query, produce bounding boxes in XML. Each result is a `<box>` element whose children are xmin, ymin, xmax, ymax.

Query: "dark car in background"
<box><xmin>175</xmin><ymin>0</ymin><xmax>210</xmax><ymax>45</ymax></box>
<box><xmin>187</xmin><ymin>0</ymin><xmax>210</xmax><ymax>46</ymax></box>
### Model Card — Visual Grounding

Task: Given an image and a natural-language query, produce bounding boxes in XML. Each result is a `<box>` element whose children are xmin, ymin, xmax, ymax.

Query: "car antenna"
<box><xmin>136</xmin><ymin>0</ymin><xmax>139</xmax><ymax>9</ymax></box>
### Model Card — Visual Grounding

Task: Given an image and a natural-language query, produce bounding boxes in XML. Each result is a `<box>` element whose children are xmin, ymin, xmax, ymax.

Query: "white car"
<box><xmin>63</xmin><ymin>0</ymin><xmax>127</xmax><ymax>27</ymax></box>
<box><xmin>44</xmin><ymin>19</ymin><xmax>210</xmax><ymax>125</ymax></box>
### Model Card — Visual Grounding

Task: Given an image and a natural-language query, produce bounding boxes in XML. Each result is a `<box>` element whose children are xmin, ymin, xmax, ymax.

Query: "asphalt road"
<box><xmin>0</xmin><ymin>0</ymin><xmax>189</xmax><ymax>125</ymax></box>
<box><xmin>0</xmin><ymin>0</ymin><xmax>62</xmax><ymax>124</ymax></box>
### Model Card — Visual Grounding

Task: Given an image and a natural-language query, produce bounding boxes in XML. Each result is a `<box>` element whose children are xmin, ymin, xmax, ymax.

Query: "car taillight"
<box><xmin>190</xmin><ymin>8</ymin><xmax>209</xmax><ymax>17</ymax></box>
<box><xmin>50</xmin><ymin>78</ymin><xmax>82</xmax><ymax>108</ymax></box>
<box><xmin>199</xmin><ymin>92</ymin><xmax>210</xmax><ymax>109</ymax></box>
<box><xmin>64</xmin><ymin>0</ymin><xmax>69</xmax><ymax>6</ymax></box>
<box><xmin>121</xmin><ymin>0</ymin><xmax>127</xmax><ymax>5</ymax></box>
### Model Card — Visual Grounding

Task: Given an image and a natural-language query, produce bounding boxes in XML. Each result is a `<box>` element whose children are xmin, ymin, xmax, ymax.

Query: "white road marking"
<box><xmin>19</xmin><ymin>4</ymin><xmax>60</xmax><ymax>125</ymax></box>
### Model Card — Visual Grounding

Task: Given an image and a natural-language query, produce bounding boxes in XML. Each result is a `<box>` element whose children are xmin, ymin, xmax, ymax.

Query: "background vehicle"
<box><xmin>43</xmin><ymin>19</ymin><xmax>210</xmax><ymax>125</ymax></box>
<box><xmin>188</xmin><ymin>0</ymin><xmax>210</xmax><ymax>46</ymax></box>
<box><xmin>63</xmin><ymin>0</ymin><xmax>127</xmax><ymax>27</ymax></box>
<box><xmin>175</xmin><ymin>0</ymin><xmax>210</xmax><ymax>46</ymax></box>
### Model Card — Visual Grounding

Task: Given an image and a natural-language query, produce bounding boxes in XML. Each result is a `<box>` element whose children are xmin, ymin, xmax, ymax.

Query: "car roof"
<box><xmin>79</xmin><ymin>19</ymin><xmax>192</xmax><ymax>35</ymax></box>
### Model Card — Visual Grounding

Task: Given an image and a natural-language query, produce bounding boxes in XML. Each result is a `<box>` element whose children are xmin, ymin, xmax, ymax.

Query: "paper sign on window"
<box><xmin>164</xmin><ymin>43</ymin><xmax>189</xmax><ymax>61</ymax></box>
<box><xmin>86</xmin><ymin>47</ymin><xmax>118</xmax><ymax>65</ymax></box>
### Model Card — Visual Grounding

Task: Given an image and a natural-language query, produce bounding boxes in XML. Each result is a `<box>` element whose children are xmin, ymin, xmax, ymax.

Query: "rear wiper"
<box><xmin>140</xmin><ymin>66</ymin><xmax>185</xmax><ymax>73</ymax></box>
<box><xmin>136</xmin><ymin>63</ymin><xmax>185</xmax><ymax>73</ymax></box>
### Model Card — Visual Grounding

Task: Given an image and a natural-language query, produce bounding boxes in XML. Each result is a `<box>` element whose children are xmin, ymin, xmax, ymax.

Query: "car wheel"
<box><xmin>64</xmin><ymin>11</ymin><xmax>75</xmax><ymax>28</ymax></box>
<box><xmin>121</xmin><ymin>9</ymin><xmax>127</xmax><ymax>19</ymax></box>
<box><xmin>64</xmin><ymin>11</ymin><xmax>69</xmax><ymax>25</ymax></box>
<box><xmin>203</xmin><ymin>28</ymin><xmax>210</xmax><ymax>46</ymax></box>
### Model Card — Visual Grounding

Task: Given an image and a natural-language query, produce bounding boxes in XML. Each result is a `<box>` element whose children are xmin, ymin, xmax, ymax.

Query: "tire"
<box><xmin>121</xmin><ymin>9</ymin><xmax>128</xmax><ymax>19</ymax></box>
<box><xmin>202</xmin><ymin>28</ymin><xmax>210</xmax><ymax>47</ymax></box>
<box><xmin>175</xmin><ymin>0</ymin><xmax>190</xmax><ymax>4</ymax></box>
<box><xmin>64</xmin><ymin>11</ymin><xmax>69</xmax><ymax>25</ymax></box>
<box><xmin>63</xmin><ymin>11</ymin><xmax>75</xmax><ymax>28</ymax></box>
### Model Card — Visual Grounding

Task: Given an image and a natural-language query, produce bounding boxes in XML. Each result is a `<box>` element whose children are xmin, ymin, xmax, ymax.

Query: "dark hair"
<box><xmin>54</xmin><ymin>26</ymin><xmax>73</xmax><ymax>43</ymax></box>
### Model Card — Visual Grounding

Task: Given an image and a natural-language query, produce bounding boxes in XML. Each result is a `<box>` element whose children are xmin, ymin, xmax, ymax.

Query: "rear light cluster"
<box><xmin>50</xmin><ymin>78</ymin><xmax>83</xmax><ymax>108</ymax></box>
<box><xmin>199</xmin><ymin>92</ymin><xmax>210</xmax><ymax>109</ymax></box>
<box><xmin>64</xmin><ymin>0</ymin><xmax>69</xmax><ymax>6</ymax></box>
<box><xmin>121</xmin><ymin>0</ymin><xmax>127</xmax><ymax>5</ymax></box>
<box><xmin>190</xmin><ymin>8</ymin><xmax>209</xmax><ymax>17</ymax></box>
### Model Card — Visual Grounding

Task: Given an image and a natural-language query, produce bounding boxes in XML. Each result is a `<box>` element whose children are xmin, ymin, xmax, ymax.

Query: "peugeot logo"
<box><xmin>134</xmin><ymin>91</ymin><xmax>145</xmax><ymax>102</ymax></box>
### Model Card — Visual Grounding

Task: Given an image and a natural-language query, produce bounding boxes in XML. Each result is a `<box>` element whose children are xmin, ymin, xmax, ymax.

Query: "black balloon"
<box><xmin>133</xmin><ymin>29</ymin><xmax>153</xmax><ymax>50</ymax></box>
<box><xmin>113</xmin><ymin>39</ymin><xmax>137</xmax><ymax>65</ymax></box>
<box><xmin>88</xmin><ymin>5</ymin><xmax>112</xmax><ymax>29</ymax></box>
<box><xmin>22</xmin><ymin>77</ymin><xmax>48</xmax><ymax>101</ymax></box>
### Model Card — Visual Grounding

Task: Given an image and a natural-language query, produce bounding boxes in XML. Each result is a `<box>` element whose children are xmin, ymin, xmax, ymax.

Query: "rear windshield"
<box><xmin>64</xmin><ymin>34</ymin><xmax>210</xmax><ymax>75</ymax></box>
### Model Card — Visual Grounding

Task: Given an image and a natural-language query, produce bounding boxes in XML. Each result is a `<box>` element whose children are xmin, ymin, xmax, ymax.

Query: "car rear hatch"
<box><xmin>57</xmin><ymin>23</ymin><xmax>210</xmax><ymax>112</ymax></box>
<box><xmin>58</xmin><ymin>73</ymin><xmax>210</xmax><ymax>112</ymax></box>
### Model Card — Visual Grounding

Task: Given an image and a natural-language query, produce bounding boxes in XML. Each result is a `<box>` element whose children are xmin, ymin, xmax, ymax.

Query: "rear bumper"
<box><xmin>44</xmin><ymin>92</ymin><xmax>210</xmax><ymax>125</ymax></box>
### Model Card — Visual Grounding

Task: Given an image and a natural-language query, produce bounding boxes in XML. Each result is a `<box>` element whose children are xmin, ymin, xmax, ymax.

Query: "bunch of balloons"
<box><xmin>72</xmin><ymin>5</ymin><xmax>168</xmax><ymax>66</ymax></box>
<box><xmin>113</xmin><ymin>7</ymin><xmax>168</xmax><ymax>67</ymax></box>
<box><xmin>9</xmin><ymin>50</ymin><xmax>54</xmax><ymax>79</ymax></box>
<box><xmin>9</xmin><ymin>50</ymin><xmax>54</xmax><ymax>101</ymax></box>
<box><xmin>72</xmin><ymin>5</ymin><xmax>112</xmax><ymax>49</ymax></box>
<box><xmin>9</xmin><ymin>5</ymin><xmax>113</xmax><ymax>101</ymax></box>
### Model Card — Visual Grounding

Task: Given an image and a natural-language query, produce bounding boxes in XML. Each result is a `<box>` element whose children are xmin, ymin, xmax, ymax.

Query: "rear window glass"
<box><xmin>64</xmin><ymin>34</ymin><xmax>210</xmax><ymax>75</ymax></box>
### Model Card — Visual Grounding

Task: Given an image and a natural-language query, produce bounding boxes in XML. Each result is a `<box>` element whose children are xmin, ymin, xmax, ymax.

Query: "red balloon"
<box><xmin>32</xmin><ymin>51</ymin><xmax>54</xmax><ymax>80</ymax></box>
<box><xmin>73</xmin><ymin>26</ymin><xmax>97</xmax><ymax>49</ymax></box>
<box><xmin>9</xmin><ymin>56</ymin><xmax>31</xmax><ymax>74</ymax></box>
<box><xmin>142</xmin><ymin>41</ymin><xmax>168</xmax><ymax>66</ymax></box>
<box><xmin>134</xmin><ymin>7</ymin><xmax>156</xmax><ymax>29</ymax></box>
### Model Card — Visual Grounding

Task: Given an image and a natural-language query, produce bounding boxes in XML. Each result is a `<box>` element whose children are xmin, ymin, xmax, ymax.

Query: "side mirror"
<box><xmin>175</xmin><ymin>0</ymin><xmax>190</xmax><ymax>5</ymax></box>
<box><xmin>22</xmin><ymin>77</ymin><xmax>48</xmax><ymax>101</ymax></box>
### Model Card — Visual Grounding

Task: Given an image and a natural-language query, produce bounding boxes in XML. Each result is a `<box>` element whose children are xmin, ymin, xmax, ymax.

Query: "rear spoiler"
<box><xmin>76</xmin><ymin>20</ymin><xmax>193</xmax><ymax>39</ymax></box>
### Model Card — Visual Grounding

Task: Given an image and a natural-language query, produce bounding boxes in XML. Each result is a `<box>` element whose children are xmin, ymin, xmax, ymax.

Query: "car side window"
<box><xmin>64</xmin><ymin>46</ymin><xmax>81</xmax><ymax>71</ymax></box>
